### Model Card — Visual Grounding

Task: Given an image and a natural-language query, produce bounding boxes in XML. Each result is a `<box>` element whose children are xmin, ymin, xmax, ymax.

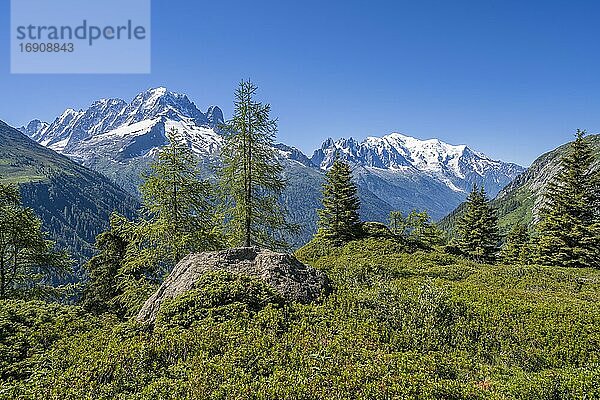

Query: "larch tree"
<box><xmin>389</xmin><ymin>210</ymin><xmax>444</xmax><ymax>249</ymax></box>
<box><xmin>82</xmin><ymin>213</ymin><xmax>130</xmax><ymax>316</ymax></box>
<box><xmin>389</xmin><ymin>211</ymin><xmax>404</xmax><ymax>236</ymax></box>
<box><xmin>99</xmin><ymin>129</ymin><xmax>223</xmax><ymax>316</ymax></box>
<box><xmin>139</xmin><ymin>127</ymin><xmax>222</xmax><ymax>265</ymax></box>
<box><xmin>218</xmin><ymin>80</ymin><xmax>296</xmax><ymax>249</ymax></box>
<box><xmin>0</xmin><ymin>182</ymin><xmax>72</xmax><ymax>299</ymax></box>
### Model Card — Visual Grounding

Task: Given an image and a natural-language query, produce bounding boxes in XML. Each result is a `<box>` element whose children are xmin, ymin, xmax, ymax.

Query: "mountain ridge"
<box><xmin>20</xmin><ymin>87</ymin><xmax>524</xmax><ymax>197</ymax></box>
<box><xmin>21</xmin><ymin>87</ymin><xmax>224</xmax><ymax>154</ymax></box>
<box><xmin>18</xmin><ymin>87</ymin><xmax>527</xmax><ymax>244</ymax></box>
<box><xmin>311</xmin><ymin>133</ymin><xmax>524</xmax><ymax>197</ymax></box>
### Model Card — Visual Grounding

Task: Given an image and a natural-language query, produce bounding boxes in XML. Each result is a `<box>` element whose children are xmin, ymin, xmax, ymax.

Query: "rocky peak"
<box><xmin>19</xmin><ymin>119</ymin><xmax>49</xmax><ymax>140</ymax></box>
<box><xmin>206</xmin><ymin>105</ymin><xmax>224</xmax><ymax>128</ymax></box>
<box><xmin>117</xmin><ymin>87</ymin><xmax>208</xmax><ymax>126</ymax></box>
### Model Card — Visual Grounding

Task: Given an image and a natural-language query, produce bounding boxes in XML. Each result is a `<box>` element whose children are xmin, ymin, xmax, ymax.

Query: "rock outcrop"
<box><xmin>137</xmin><ymin>247</ymin><xmax>331</xmax><ymax>324</ymax></box>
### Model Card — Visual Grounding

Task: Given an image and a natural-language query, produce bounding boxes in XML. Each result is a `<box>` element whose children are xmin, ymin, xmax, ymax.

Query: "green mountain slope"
<box><xmin>440</xmin><ymin>134</ymin><xmax>600</xmax><ymax>235</ymax></box>
<box><xmin>0</xmin><ymin>120</ymin><xmax>139</xmax><ymax>262</ymax></box>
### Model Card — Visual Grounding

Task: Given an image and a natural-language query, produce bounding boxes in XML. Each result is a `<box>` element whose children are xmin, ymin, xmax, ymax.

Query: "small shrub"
<box><xmin>295</xmin><ymin>235</ymin><xmax>343</xmax><ymax>263</ymax></box>
<box><xmin>155</xmin><ymin>271</ymin><xmax>284</xmax><ymax>329</ymax></box>
<box><xmin>0</xmin><ymin>300</ymin><xmax>103</xmax><ymax>381</ymax></box>
<box><xmin>360</xmin><ymin>221</ymin><xmax>395</xmax><ymax>239</ymax></box>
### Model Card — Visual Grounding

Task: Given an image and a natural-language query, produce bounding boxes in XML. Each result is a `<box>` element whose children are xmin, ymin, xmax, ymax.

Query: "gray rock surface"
<box><xmin>137</xmin><ymin>247</ymin><xmax>331</xmax><ymax>324</ymax></box>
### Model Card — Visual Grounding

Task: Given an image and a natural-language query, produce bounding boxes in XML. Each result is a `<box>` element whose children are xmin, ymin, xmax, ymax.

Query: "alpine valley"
<box><xmin>18</xmin><ymin>87</ymin><xmax>525</xmax><ymax>245</ymax></box>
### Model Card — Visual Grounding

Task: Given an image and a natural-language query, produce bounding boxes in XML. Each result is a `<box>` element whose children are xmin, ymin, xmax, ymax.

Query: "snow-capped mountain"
<box><xmin>19</xmin><ymin>88</ymin><xmax>224</xmax><ymax>193</ymax></box>
<box><xmin>273</xmin><ymin>143</ymin><xmax>315</xmax><ymax>167</ymax></box>
<box><xmin>311</xmin><ymin>133</ymin><xmax>524</xmax><ymax>197</ymax></box>
<box><xmin>19</xmin><ymin>87</ymin><xmax>525</xmax><ymax>244</ymax></box>
<box><xmin>19</xmin><ymin>119</ymin><xmax>49</xmax><ymax>139</ymax></box>
<box><xmin>20</xmin><ymin>87</ymin><xmax>223</xmax><ymax>157</ymax></box>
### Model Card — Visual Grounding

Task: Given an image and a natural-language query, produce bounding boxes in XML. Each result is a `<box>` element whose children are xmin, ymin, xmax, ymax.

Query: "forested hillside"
<box><xmin>440</xmin><ymin>134</ymin><xmax>600</xmax><ymax>235</ymax></box>
<box><xmin>0</xmin><ymin>120</ymin><xmax>139</xmax><ymax>263</ymax></box>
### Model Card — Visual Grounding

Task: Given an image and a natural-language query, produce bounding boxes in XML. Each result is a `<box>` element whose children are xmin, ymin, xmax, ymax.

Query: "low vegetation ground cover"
<box><xmin>1</xmin><ymin>237</ymin><xmax>599</xmax><ymax>399</ymax></box>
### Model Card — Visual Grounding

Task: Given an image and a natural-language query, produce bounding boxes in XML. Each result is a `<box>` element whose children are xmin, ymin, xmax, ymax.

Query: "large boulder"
<box><xmin>137</xmin><ymin>247</ymin><xmax>331</xmax><ymax>324</ymax></box>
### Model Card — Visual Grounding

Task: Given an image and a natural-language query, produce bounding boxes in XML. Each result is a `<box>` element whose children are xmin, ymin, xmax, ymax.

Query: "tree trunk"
<box><xmin>245</xmin><ymin>112</ymin><xmax>253</xmax><ymax>247</ymax></box>
<box><xmin>172</xmin><ymin>145</ymin><xmax>180</xmax><ymax>262</ymax></box>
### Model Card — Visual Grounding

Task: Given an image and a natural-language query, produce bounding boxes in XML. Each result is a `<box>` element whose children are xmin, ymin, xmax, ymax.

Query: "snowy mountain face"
<box><xmin>19</xmin><ymin>88</ymin><xmax>224</xmax><ymax>194</ymax></box>
<box><xmin>311</xmin><ymin>133</ymin><xmax>524</xmax><ymax>197</ymax></box>
<box><xmin>25</xmin><ymin>87</ymin><xmax>224</xmax><ymax>158</ymax></box>
<box><xmin>18</xmin><ymin>119</ymin><xmax>49</xmax><ymax>139</ymax></box>
<box><xmin>20</xmin><ymin>87</ymin><xmax>525</xmax><ymax>244</ymax></box>
<box><xmin>273</xmin><ymin>143</ymin><xmax>315</xmax><ymax>167</ymax></box>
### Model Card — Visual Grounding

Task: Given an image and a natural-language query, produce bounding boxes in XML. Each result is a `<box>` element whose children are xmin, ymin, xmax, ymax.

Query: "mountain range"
<box><xmin>18</xmin><ymin>87</ymin><xmax>525</xmax><ymax>244</ymax></box>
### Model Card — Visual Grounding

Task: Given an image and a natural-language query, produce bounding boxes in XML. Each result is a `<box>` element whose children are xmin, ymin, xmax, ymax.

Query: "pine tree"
<box><xmin>219</xmin><ymin>80</ymin><xmax>296</xmax><ymax>249</ymax></box>
<box><xmin>456</xmin><ymin>186</ymin><xmax>500</xmax><ymax>263</ymax></box>
<box><xmin>318</xmin><ymin>155</ymin><xmax>361</xmax><ymax>242</ymax></box>
<box><xmin>501</xmin><ymin>224</ymin><xmax>530</xmax><ymax>264</ymax></box>
<box><xmin>0</xmin><ymin>182</ymin><xmax>72</xmax><ymax>299</ymax></box>
<box><xmin>140</xmin><ymin>127</ymin><xmax>222</xmax><ymax>265</ymax></box>
<box><xmin>535</xmin><ymin>130</ymin><xmax>600</xmax><ymax>268</ymax></box>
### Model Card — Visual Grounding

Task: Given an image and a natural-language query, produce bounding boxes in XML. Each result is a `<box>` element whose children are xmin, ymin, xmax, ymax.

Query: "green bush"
<box><xmin>0</xmin><ymin>300</ymin><xmax>106</xmax><ymax>381</ymax></box>
<box><xmin>3</xmin><ymin>237</ymin><xmax>600</xmax><ymax>399</ymax></box>
<box><xmin>155</xmin><ymin>271</ymin><xmax>284</xmax><ymax>329</ymax></box>
<box><xmin>360</xmin><ymin>221</ymin><xmax>395</xmax><ymax>239</ymax></box>
<box><xmin>294</xmin><ymin>234</ymin><xmax>343</xmax><ymax>263</ymax></box>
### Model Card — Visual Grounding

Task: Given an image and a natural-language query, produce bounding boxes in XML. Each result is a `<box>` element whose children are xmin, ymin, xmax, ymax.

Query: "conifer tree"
<box><xmin>318</xmin><ymin>155</ymin><xmax>361</xmax><ymax>242</ymax></box>
<box><xmin>0</xmin><ymin>182</ymin><xmax>72</xmax><ymax>299</ymax></box>
<box><xmin>139</xmin><ymin>127</ymin><xmax>222</xmax><ymax>265</ymax></box>
<box><xmin>219</xmin><ymin>80</ymin><xmax>296</xmax><ymax>249</ymax></box>
<box><xmin>456</xmin><ymin>186</ymin><xmax>500</xmax><ymax>263</ymax></box>
<box><xmin>535</xmin><ymin>130</ymin><xmax>600</xmax><ymax>268</ymax></box>
<box><xmin>82</xmin><ymin>213</ymin><xmax>130</xmax><ymax>316</ymax></box>
<box><xmin>389</xmin><ymin>211</ymin><xmax>404</xmax><ymax>236</ymax></box>
<box><xmin>101</xmin><ymin>129</ymin><xmax>223</xmax><ymax>316</ymax></box>
<box><xmin>501</xmin><ymin>224</ymin><xmax>530</xmax><ymax>264</ymax></box>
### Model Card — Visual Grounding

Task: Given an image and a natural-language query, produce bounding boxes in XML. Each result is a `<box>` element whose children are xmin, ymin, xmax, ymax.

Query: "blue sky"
<box><xmin>1</xmin><ymin>0</ymin><xmax>599</xmax><ymax>166</ymax></box>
